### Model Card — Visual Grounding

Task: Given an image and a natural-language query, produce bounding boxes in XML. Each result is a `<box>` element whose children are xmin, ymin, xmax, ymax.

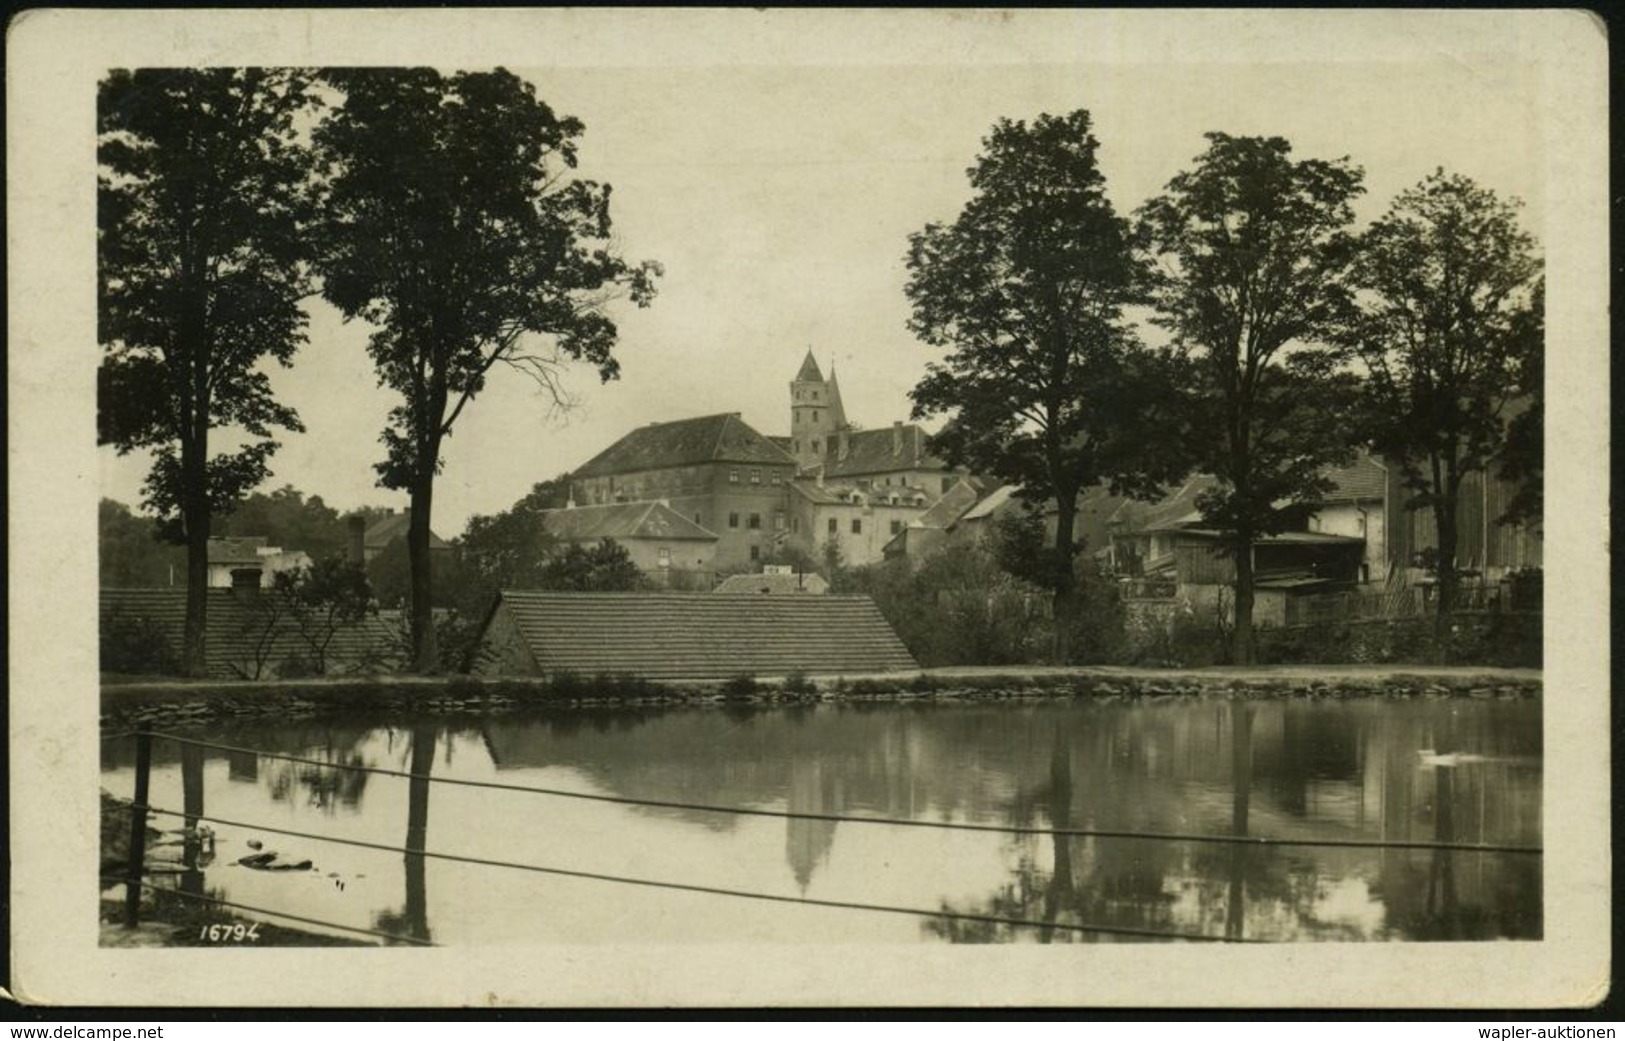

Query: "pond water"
<box><xmin>101</xmin><ymin>696</ymin><xmax>1541</xmax><ymax>944</ymax></box>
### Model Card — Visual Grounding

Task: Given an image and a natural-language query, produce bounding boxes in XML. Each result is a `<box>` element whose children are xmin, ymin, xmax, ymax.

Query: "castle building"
<box><xmin>563</xmin><ymin>352</ymin><xmax>978</xmax><ymax>575</ymax></box>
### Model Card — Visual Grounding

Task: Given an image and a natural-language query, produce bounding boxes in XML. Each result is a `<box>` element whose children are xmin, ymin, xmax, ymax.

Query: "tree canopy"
<box><xmin>1138</xmin><ymin>132</ymin><xmax>1366</xmax><ymax>663</ymax></box>
<box><xmin>98</xmin><ymin>68</ymin><xmax>319</xmax><ymax>674</ymax></box>
<box><xmin>1340</xmin><ymin>170</ymin><xmax>1542</xmax><ymax>626</ymax></box>
<box><xmin>906</xmin><ymin>110</ymin><xmax>1186</xmax><ymax>663</ymax></box>
<box><xmin>312</xmin><ymin>67</ymin><xmax>660</xmax><ymax>671</ymax></box>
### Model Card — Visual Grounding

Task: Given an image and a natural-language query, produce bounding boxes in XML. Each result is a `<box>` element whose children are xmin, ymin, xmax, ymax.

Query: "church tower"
<box><xmin>789</xmin><ymin>349</ymin><xmax>847</xmax><ymax>472</ymax></box>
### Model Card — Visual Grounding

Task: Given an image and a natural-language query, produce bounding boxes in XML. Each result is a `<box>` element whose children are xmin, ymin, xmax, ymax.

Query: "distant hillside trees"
<box><xmin>99</xmin><ymin>498</ymin><xmax>186</xmax><ymax>587</ymax></box>
<box><xmin>905</xmin><ymin>110</ymin><xmax>1186</xmax><ymax>665</ymax></box>
<box><xmin>313</xmin><ymin>68</ymin><xmax>660</xmax><ymax>673</ymax></box>
<box><xmin>1340</xmin><ymin>171</ymin><xmax>1543</xmax><ymax>634</ymax></box>
<box><xmin>98</xmin><ymin>69</ymin><xmax>320</xmax><ymax>675</ymax></box>
<box><xmin>1139</xmin><ymin>133</ymin><xmax>1366</xmax><ymax>664</ymax></box>
<box><xmin>213</xmin><ymin>484</ymin><xmax>349</xmax><ymax>561</ymax></box>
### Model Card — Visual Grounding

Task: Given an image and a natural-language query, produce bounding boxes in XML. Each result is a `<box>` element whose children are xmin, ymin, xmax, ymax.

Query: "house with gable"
<box><xmin>536</xmin><ymin>500</ymin><xmax>718</xmax><ymax>586</ymax></box>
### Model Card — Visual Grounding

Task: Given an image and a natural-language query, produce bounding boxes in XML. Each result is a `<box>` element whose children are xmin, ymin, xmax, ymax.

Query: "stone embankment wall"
<box><xmin>102</xmin><ymin>668</ymin><xmax>1540</xmax><ymax>731</ymax></box>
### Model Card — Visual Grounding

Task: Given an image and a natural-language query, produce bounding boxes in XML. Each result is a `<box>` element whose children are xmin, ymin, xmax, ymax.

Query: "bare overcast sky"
<box><xmin>96</xmin><ymin>14</ymin><xmax>1552</xmax><ymax>537</ymax></box>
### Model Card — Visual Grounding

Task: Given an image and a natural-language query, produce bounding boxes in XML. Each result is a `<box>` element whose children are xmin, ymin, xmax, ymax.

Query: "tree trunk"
<box><xmin>1231</xmin><ymin>529</ymin><xmax>1255</xmax><ymax>665</ymax></box>
<box><xmin>1432</xmin><ymin>463</ymin><xmax>1461</xmax><ymax>660</ymax></box>
<box><xmin>1226</xmin><ymin>701</ymin><xmax>1253</xmax><ymax>940</ymax></box>
<box><xmin>403</xmin><ymin>723</ymin><xmax>434</xmax><ymax>943</ymax></box>
<box><xmin>1050</xmin><ymin>490</ymin><xmax>1079</xmax><ymax>665</ymax></box>
<box><xmin>181</xmin><ymin>439</ymin><xmax>210</xmax><ymax>679</ymax></box>
<box><xmin>408</xmin><ymin>474</ymin><xmax>438</xmax><ymax>673</ymax></box>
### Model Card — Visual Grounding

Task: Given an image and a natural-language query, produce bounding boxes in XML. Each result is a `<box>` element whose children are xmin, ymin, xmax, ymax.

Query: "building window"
<box><xmin>771</xmin><ymin>471</ymin><xmax>782</xmax><ymax>485</ymax></box>
<box><xmin>729</xmin><ymin>512</ymin><xmax>739</xmax><ymax>529</ymax></box>
<box><xmin>811</xmin><ymin>439</ymin><xmax>821</xmax><ymax>454</ymax></box>
<box><xmin>828</xmin><ymin>518</ymin><xmax>838</xmax><ymax>535</ymax></box>
<box><xmin>774</xmin><ymin>512</ymin><xmax>785</xmax><ymax>531</ymax></box>
<box><xmin>813</xmin><ymin>391</ymin><xmax>819</xmax><ymax>401</ymax></box>
<box><xmin>729</xmin><ymin>468</ymin><xmax>739</xmax><ymax>484</ymax></box>
<box><xmin>658</xmin><ymin>548</ymin><xmax>671</xmax><ymax>569</ymax></box>
<box><xmin>750</xmin><ymin>468</ymin><xmax>761</xmax><ymax>485</ymax></box>
<box><xmin>748</xmin><ymin>513</ymin><xmax>761</xmax><ymax>530</ymax></box>
<box><xmin>891</xmin><ymin>520</ymin><xmax>903</xmax><ymax>535</ymax></box>
<box><xmin>792</xmin><ymin>440</ymin><xmax>799</xmax><ymax>454</ymax></box>
<box><xmin>851</xmin><ymin>518</ymin><xmax>862</xmax><ymax>535</ymax></box>
<box><xmin>750</xmin><ymin>545</ymin><xmax>760</xmax><ymax>562</ymax></box>
<box><xmin>791</xmin><ymin>516</ymin><xmax>800</xmax><ymax>533</ymax></box>
<box><xmin>813</xmin><ymin>410</ymin><xmax>820</xmax><ymax>423</ymax></box>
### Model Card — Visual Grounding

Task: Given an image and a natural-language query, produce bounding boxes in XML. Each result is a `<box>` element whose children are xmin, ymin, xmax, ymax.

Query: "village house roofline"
<box><xmin>1138</xmin><ymin>527</ymin><xmax>1365</xmax><ymax>544</ymax></box>
<box><xmin>363</xmin><ymin>510</ymin><xmax>451</xmax><ymax>551</ymax></box>
<box><xmin>539</xmin><ymin>500</ymin><xmax>718</xmax><ymax>542</ymax></box>
<box><xmin>573</xmin><ymin>412</ymin><xmax>796</xmax><ymax>477</ymax></box>
<box><xmin>206</xmin><ymin>536</ymin><xmax>271</xmax><ymax>564</ymax></box>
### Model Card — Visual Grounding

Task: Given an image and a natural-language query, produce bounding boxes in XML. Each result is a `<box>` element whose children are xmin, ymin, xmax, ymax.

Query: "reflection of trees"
<box><xmin>254</xmin><ymin>727</ymin><xmax>376</xmax><ymax>812</ymax></box>
<box><xmin>374</xmin><ymin>723</ymin><xmax>435</xmax><ymax>944</ymax></box>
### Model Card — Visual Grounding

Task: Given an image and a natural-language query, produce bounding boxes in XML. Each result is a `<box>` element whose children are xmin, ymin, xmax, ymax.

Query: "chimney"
<box><xmin>230</xmin><ymin>567</ymin><xmax>262</xmax><ymax>597</ymax></box>
<box><xmin>892</xmin><ymin>421</ymin><xmax>902</xmax><ymax>455</ymax></box>
<box><xmin>347</xmin><ymin>514</ymin><xmax>367</xmax><ymax>566</ymax></box>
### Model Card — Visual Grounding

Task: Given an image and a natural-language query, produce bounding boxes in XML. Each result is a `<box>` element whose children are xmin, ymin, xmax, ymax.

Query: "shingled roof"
<box><xmin>820</xmin><ymin>424</ymin><xmax>943</xmax><ymax>479</ymax></box>
<box><xmin>100</xmin><ymin>588</ymin><xmax>399</xmax><ymax>680</ymax></box>
<box><xmin>1320</xmin><ymin>454</ymin><xmax>1388</xmax><ymax>503</ymax></box>
<box><xmin>539</xmin><ymin>501</ymin><xmax>717</xmax><ymax>542</ymax></box>
<box><xmin>477</xmin><ymin>592</ymin><xmax>916</xmax><ymax>679</ymax></box>
<box><xmin>574</xmin><ymin>413</ymin><xmax>795</xmax><ymax>477</ymax></box>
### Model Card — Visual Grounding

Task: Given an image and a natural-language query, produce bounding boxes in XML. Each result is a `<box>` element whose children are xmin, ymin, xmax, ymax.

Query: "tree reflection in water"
<box><xmin>927</xmin><ymin>701</ymin><xmax>1525</xmax><ymax>943</ymax></box>
<box><xmin>374</xmin><ymin>722</ymin><xmax>435</xmax><ymax>945</ymax></box>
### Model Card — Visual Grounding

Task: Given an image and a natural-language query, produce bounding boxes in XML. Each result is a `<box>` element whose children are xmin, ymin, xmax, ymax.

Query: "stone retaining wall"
<box><xmin>102</xmin><ymin>669</ymin><xmax>1541</xmax><ymax>731</ymax></box>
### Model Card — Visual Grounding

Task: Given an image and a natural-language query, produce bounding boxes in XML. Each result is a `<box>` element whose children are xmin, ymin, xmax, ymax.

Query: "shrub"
<box><xmin>780</xmin><ymin>670</ymin><xmax>817</xmax><ymax>695</ymax></box>
<box><xmin>100</xmin><ymin>611</ymin><xmax>182</xmax><ymax>676</ymax></box>
<box><xmin>720</xmin><ymin>674</ymin><xmax>759</xmax><ymax>699</ymax></box>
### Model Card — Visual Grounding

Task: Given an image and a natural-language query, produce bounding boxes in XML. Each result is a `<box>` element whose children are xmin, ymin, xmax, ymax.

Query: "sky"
<box><xmin>96</xmin><ymin>30</ymin><xmax>1550</xmax><ymax>539</ymax></box>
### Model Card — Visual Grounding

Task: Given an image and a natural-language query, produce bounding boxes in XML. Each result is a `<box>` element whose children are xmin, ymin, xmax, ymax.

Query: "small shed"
<box><xmin>473</xmin><ymin>591</ymin><xmax>916</xmax><ymax>679</ymax></box>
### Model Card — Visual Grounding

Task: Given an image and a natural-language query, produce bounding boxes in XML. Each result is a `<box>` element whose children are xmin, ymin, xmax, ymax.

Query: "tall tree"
<box><xmin>99</xmin><ymin>69</ymin><xmax>318</xmax><ymax>675</ymax></box>
<box><xmin>906</xmin><ymin>110</ymin><xmax>1187</xmax><ymax>664</ymax></box>
<box><xmin>313</xmin><ymin>68</ymin><xmax>659</xmax><ymax>672</ymax></box>
<box><xmin>1341</xmin><ymin>171</ymin><xmax>1542</xmax><ymax>633</ymax></box>
<box><xmin>1139</xmin><ymin>133</ymin><xmax>1365</xmax><ymax>664</ymax></box>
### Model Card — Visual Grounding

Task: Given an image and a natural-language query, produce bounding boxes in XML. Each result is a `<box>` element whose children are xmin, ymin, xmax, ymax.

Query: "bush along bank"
<box><xmin>101</xmin><ymin>667</ymin><xmax>1540</xmax><ymax>731</ymax></box>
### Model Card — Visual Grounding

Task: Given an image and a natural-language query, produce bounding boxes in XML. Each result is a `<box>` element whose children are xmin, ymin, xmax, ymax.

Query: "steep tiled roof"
<box><xmin>956</xmin><ymin>485</ymin><xmax>1021</xmax><ymax>524</ymax></box>
<box><xmin>820</xmin><ymin>424</ymin><xmax>943</xmax><ymax>478</ymax></box>
<box><xmin>1321</xmin><ymin>454</ymin><xmax>1388</xmax><ymax>502</ymax></box>
<box><xmin>1110</xmin><ymin>475</ymin><xmax>1223</xmax><ymax>533</ymax></box>
<box><xmin>484</xmin><ymin>592</ymin><xmax>916</xmax><ymax>678</ymax></box>
<box><xmin>713</xmin><ymin>572</ymin><xmax>830</xmax><ymax>595</ymax></box>
<box><xmin>540</xmin><ymin>502</ymin><xmax>717</xmax><ymax>542</ymax></box>
<box><xmin>364</xmin><ymin>512</ymin><xmax>450</xmax><ymax>552</ymax></box>
<box><xmin>917</xmin><ymin>480</ymin><xmax>982</xmax><ymax>529</ymax></box>
<box><xmin>100</xmin><ymin>588</ymin><xmax>399</xmax><ymax>679</ymax></box>
<box><xmin>575</xmin><ymin>413</ymin><xmax>795</xmax><ymax>477</ymax></box>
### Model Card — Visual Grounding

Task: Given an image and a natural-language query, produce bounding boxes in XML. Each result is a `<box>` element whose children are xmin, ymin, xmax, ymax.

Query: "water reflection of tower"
<box><xmin>785</xmin><ymin>757</ymin><xmax>843</xmax><ymax>892</ymax></box>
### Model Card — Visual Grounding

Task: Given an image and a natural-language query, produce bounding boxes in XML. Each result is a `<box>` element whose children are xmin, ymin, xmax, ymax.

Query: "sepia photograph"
<box><xmin>8</xmin><ymin>7</ymin><xmax>1610</xmax><ymax>1008</ymax></box>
